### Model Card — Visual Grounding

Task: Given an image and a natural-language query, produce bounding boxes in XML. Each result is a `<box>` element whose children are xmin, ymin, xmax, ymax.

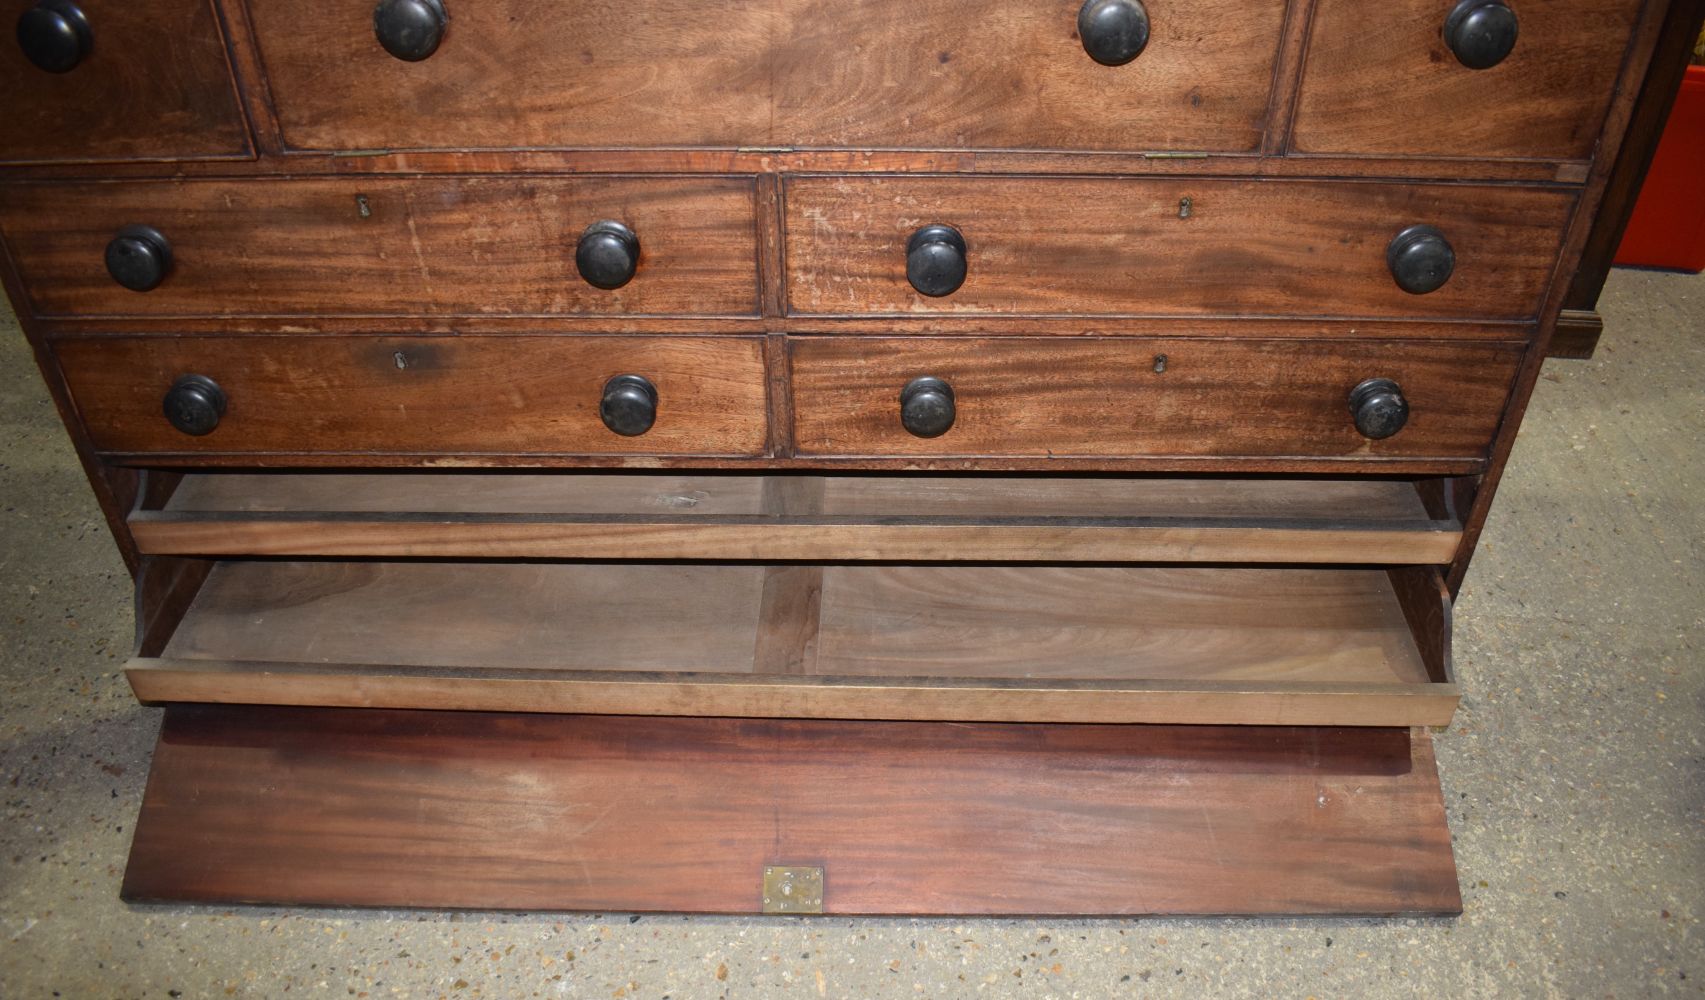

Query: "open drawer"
<box><xmin>126</xmin><ymin>557</ymin><xmax>1458</xmax><ymax>727</ymax></box>
<box><xmin>127</xmin><ymin>471</ymin><xmax>1467</xmax><ymax>564</ymax></box>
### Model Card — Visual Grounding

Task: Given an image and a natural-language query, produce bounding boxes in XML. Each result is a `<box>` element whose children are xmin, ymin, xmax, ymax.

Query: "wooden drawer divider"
<box><xmin>126</xmin><ymin>471</ymin><xmax>1464</xmax><ymax>564</ymax></box>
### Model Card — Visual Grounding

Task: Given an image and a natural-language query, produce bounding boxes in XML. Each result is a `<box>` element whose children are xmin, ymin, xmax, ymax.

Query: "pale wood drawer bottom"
<box><xmin>127</xmin><ymin>558</ymin><xmax>1457</xmax><ymax>727</ymax></box>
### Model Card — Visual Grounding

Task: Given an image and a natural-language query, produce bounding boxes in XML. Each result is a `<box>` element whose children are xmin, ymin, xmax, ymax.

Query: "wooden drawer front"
<box><xmin>249</xmin><ymin>0</ymin><xmax>775</xmax><ymax>151</ymax></box>
<box><xmin>248</xmin><ymin>0</ymin><xmax>1284</xmax><ymax>153</ymax></box>
<box><xmin>790</xmin><ymin>337</ymin><xmax>1522</xmax><ymax>460</ymax></box>
<box><xmin>771</xmin><ymin>0</ymin><xmax>1286</xmax><ymax>151</ymax></box>
<box><xmin>0</xmin><ymin>0</ymin><xmax>248</xmax><ymax>163</ymax></box>
<box><xmin>0</xmin><ymin>177</ymin><xmax>758</xmax><ymax>319</ymax></box>
<box><xmin>56</xmin><ymin>335</ymin><xmax>769</xmax><ymax>457</ymax></box>
<box><xmin>783</xmin><ymin>177</ymin><xmax>1573</xmax><ymax>319</ymax></box>
<box><xmin>1293</xmin><ymin>0</ymin><xmax>1644</xmax><ymax>160</ymax></box>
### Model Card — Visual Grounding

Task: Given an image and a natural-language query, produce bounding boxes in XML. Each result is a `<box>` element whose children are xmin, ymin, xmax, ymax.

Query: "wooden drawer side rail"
<box><xmin>126</xmin><ymin>472</ymin><xmax>1464</xmax><ymax>565</ymax></box>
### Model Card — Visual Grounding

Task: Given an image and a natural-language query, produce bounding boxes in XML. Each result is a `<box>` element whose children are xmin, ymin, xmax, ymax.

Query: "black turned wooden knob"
<box><xmin>906</xmin><ymin>225</ymin><xmax>967</xmax><ymax>298</ymax></box>
<box><xmin>163</xmin><ymin>375</ymin><xmax>226</xmax><ymax>437</ymax></box>
<box><xmin>576</xmin><ymin>221</ymin><xmax>640</xmax><ymax>290</ymax></box>
<box><xmin>1444</xmin><ymin>0</ymin><xmax>1518</xmax><ymax>70</ymax></box>
<box><xmin>16</xmin><ymin>0</ymin><xmax>91</xmax><ymax>73</ymax></box>
<box><xmin>1386</xmin><ymin>224</ymin><xmax>1455</xmax><ymax>295</ymax></box>
<box><xmin>601</xmin><ymin>374</ymin><xmax>657</xmax><ymax>436</ymax></box>
<box><xmin>105</xmin><ymin>225</ymin><xmax>172</xmax><ymax>292</ymax></box>
<box><xmin>1349</xmin><ymin>378</ymin><xmax>1409</xmax><ymax>440</ymax></box>
<box><xmin>900</xmin><ymin>376</ymin><xmax>956</xmax><ymax>438</ymax></box>
<box><xmin>373</xmin><ymin>0</ymin><xmax>445</xmax><ymax>62</ymax></box>
<box><xmin>1078</xmin><ymin>0</ymin><xmax>1150</xmax><ymax>66</ymax></box>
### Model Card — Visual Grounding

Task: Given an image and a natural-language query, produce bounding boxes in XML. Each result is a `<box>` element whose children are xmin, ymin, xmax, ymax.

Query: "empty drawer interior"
<box><xmin>127</xmin><ymin>559</ymin><xmax>1458</xmax><ymax>727</ymax></box>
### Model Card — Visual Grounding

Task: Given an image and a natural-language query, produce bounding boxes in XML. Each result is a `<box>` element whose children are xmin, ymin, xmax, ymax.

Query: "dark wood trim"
<box><xmin>1550</xmin><ymin>308</ymin><xmax>1608</xmax><ymax>359</ymax></box>
<box><xmin>1387</xmin><ymin>566</ymin><xmax>1455</xmax><ymax>686</ymax></box>
<box><xmin>1553</xmin><ymin>0</ymin><xmax>1705</xmax><ymax>359</ymax></box>
<box><xmin>92</xmin><ymin>452</ymin><xmax>1493</xmax><ymax>476</ymax></box>
<box><xmin>133</xmin><ymin>557</ymin><xmax>215</xmax><ymax>657</ymax></box>
<box><xmin>209</xmin><ymin>0</ymin><xmax>279</xmax><ymax>158</ymax></box>
<box><xmin>0</xmin><ymin>204</ymin><xmax>145</xmax><ymax>574</ymax></box>
<box><xmin>1448</xmin><ymin>0</ymin><xmax>1682</xmax><ymax>595</ymax></box>
<box><xmin>0</xmin><ymin>146</ymin><xmax>1592</xmax><ymax>183</ymax></box>
<box><xmin>1261</xmin><ymin>0</ymin><xmax>1318</xmax><ymax>155</ymax></box>
<box><xmin>24</xmin><ymin>314</ymin><xmax>1537</xmax><ymax>340</ymax></box>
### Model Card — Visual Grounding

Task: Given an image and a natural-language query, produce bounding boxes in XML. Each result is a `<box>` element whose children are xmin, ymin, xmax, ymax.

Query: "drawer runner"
<box><xmin>128</xmin><ymin>472</ymin><xmax>1464</xmax><ymax>565</ymax></box>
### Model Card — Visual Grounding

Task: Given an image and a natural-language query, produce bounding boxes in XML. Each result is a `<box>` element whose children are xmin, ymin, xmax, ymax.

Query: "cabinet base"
<box><xmin>122</xmin><ymin>705</ymin><xmax>1461</xmax><ymax>916</ymax></box>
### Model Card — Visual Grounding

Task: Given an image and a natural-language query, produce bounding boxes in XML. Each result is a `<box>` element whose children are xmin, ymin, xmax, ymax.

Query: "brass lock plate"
<box><xmin>761</xmin><ymin>865</ymin><xmax>824</xmax><ymax>914</ymax></box>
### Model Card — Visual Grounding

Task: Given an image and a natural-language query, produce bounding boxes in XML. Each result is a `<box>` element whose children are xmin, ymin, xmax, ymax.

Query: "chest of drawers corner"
<box><xmin>2</xmin><ymin>0</ymin><xmax>1688</xmax><ymax>917</ymax></box>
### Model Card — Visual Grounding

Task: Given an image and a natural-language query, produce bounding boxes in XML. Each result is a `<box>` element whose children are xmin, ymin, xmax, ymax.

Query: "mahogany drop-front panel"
<box><xmin>247</xmin><ymin>0</ymin><xmax>1285</xmax><ymax>153</ymax></box>
<box><xmin>789</xmin><ymin>337</ymin><xmax>1522</xmax><ymax>462</ymax></box>
<box><xmin>54</xmin><ymin>335</ymin><xmax>771</xmax><ymax>458</ymax></box>
<box><xmin>783</xmin><ymin>176</ymin><xmax>1575</xmax><ymax>319</ymax></box>
<box><xmin>0</xmin><ymin>0</ymin><xmax>249</xmax><ymax>164</ymax></box>
<box><xmin>1293</xmin><ymin>0</ymin><xmax>1646</xmax><ymax>160</ymax></box>
<box><xmin>0</xmin><ymin>176</ymin><xmax>760</xmax><ymax>319</ymax></box>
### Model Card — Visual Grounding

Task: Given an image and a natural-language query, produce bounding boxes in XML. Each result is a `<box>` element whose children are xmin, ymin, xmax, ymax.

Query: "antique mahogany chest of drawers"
<box><xmin>1</xmin><ymin>0</ymin><xmax>1687</xmax><ymax>915</ymax></box>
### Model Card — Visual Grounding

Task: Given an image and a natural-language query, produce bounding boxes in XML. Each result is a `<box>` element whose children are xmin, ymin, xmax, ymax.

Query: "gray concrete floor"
<box><xmin>1</xmin><ymin>269</ymin><xmax>1700</xmax><ymax>998</ymax></box>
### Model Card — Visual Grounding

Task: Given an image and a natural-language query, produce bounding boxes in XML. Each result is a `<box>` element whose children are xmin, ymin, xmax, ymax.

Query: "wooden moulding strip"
<box><xmin>129</xmin><ymin>470</ymin><xmax>1462</xmax><ymax>563</ymax></box>
<box><xmin>124</xmin><ymin>659</ymin><xmax>1460</xmax><ymax>728</ymax></box>
<box><xmin>126</xmin><ymin>513</ymin><xmax>1464</xmax><ymax>564</ymax></box>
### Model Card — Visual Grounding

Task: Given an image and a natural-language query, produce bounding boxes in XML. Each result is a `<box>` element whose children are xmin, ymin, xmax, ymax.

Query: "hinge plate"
<box><xmin>761</xmin><ymin>865</ymin><xmax>824</xmax><ymax>914</ymax></box>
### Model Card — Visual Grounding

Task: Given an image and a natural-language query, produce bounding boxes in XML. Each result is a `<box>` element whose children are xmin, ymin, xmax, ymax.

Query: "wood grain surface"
<box><xmin>783</xmin><ymin>176</ymin><xmax>1574</xmax><ymax>319</ymax></box>
<box><xmin>789</xmin><ymin>336</ymin><xmax>1523</xmax><ymax>460</ymax></box>
<box><xmin>121</xmin><ymin>706</ymin><xmax>1462</xmax><ymax>914</ymax></box>
<box><xmin>247</xmin><ymin>0</ymin><xmax>1284</xmax><ymax>153</ymax></box>
<box><xmin>129</xmin><ymin>471</ymin><xmax>1462</xmax><ymax>563</ymax></box>
<box><xmin>0</xmin><ymin>176</ymin><xmax>758</xmax><ymax>318</ymax></box>
<box><xmin>0</xmin><ymin>0</ymin><xmax>249</xmax><ymax>163</ymax></box>
<box><xmin>1293</xmin><ymin>0</ymin><xmax>1646</xmax><ymax>159</ymax></box>
<box><xmin>55</xmin><ymin>335</ymin><xmax>770</xmax><ymax>457</ymax></box>
<box><xmin>769</xmin><ymin>0</ymin><xmax>1287</xmax><ymax>151</ymax></box>
<box><xmin>248</xmin><ymin>0</ymin><xmax>776</xmax><ymax>151</ymax></box>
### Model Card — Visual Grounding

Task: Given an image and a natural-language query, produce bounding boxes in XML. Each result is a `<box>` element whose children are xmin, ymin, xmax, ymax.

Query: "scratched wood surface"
<box><xmin>782</xmin><ymin>176</ymin><xmax>1575</xmax><ymax>319</ymax></box>
<box><xmin>768</xmin><ymin>0</ymin><xmax>1288</xmax><ymax>151</ymax></box>
<box><xmin>789</xmin><ymin>336</ymin><xmax>1523</xmax><ymax>460</ymax></box>
<box><xmin>55</xmin><ymin>335</ymin><xmax>770</xmax><ymax>457</ymax></box>
<box><xmin>121</xmin><ymin>706</ymin><xmax>1463</xmax><ymax>914</ymax></box>
<box><xmin>154</xmin><ymin>471</ymin><xmax>1437</xmax><ymax>519</ymax></box>
<box><xmin>1293</xmin><ymin>0</ymin><xmax>1647</xmax><ymax>159</ymax></box>
<box><xmin>0</xmin><ymin>176</ymin><xmax>759</xmax><ymax>318</ymax></box>
<box><xmin>247</xmin><ymin>0</ymin><xmax>1285</xmax><ymax>153</ymax></box>
<box><xmin>156</xmin><ymin>561</ymin><xmax>1431</xmax><ymax>686</ymax></box>
<box><xmin>0</xmin><ymin>0</ymin><xmax>249</xmax><ymax>164</ymax></box>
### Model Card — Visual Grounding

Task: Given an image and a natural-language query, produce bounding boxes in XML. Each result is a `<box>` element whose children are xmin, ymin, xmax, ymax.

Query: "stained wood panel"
<box><xmin>770</xmin><ymin>0</ymin><xmax>1287</xmax><ymax>150</ymax></box>
<box><xmin>247</xmin><ymin>0</ymin><xmax>1283</xmax><ymax>152</ymax></box>
<box><xmin>1293</xmin><ymin>0</ymin><xmax>1646</xmax><ymax>159</ymax></box>
<box><xmin>790</xmin><ymin>337</ymin><xmax>1523</xmax><ymax>461</ymax></box>
<box><xmin>161</xmin><ymin>561</ymin><xmax>767</xmax><ymax>673</ymax></box>
<box><xmin>248</xmin><ymin>0</ymin><xmax>776</xmax><ymax>150</ymax></box>
<box><xmin>0</xmin><ymin>177</ymin><xmax>758</xmax><ymax>318</ymax></box>
<box><xmin>783</xmin><ymin>176</ymin><xmax>1575</xmax><ymax>319</ymax></box>
<box><xmin>55</xmin><ymin>335</ymin><xmax>770</xmax><ymax>457</ymax></box>
<box><xmin>0</xmin><ymin>0</ymin><xmax>249</xmax><ymax>163</ymax></box>
<box><xmin>129</xmin><ymin>560</ymin><xmax>1458</xmax><ymax>726</ymax></box>
<box><xmin>122</xmin><ymin>706</ymin><xmax>1462</xmax><ymax>915</ymax></box>
<box><xmin>129</xmin><ymin>471</ymin><xmax>1462</xmax><ymax>563</ymax></box>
